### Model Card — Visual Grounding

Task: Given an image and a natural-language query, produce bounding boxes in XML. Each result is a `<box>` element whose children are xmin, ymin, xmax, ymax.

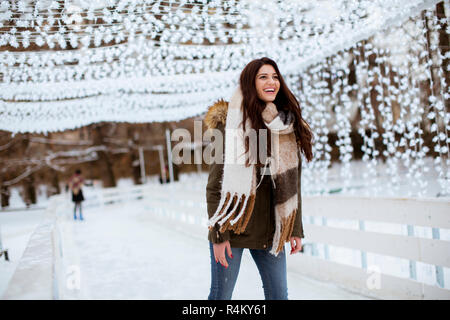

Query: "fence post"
<box><xmin>138</xmin><ymin>146</ymin><xmax>146</xmax><ymax>184</ymax></box>
<box><xmin>309</xmin><ymin>216</ymin><xmax>318</xmax><ymax>256</ymax></box>
<box><xmin>407</xmin><ymin>225</ymin><xmax>417</xmax><ymax>280</ymax></box>
<box><xmin>432</xmin><ymin>227</ymin><xmax>445</xmax><ymax>287</ymax></box>
<box><xmin>322</xmin><ymin>217</ymin><xmax>329</xmax><ymax>260</ymax></box>
<box><xmin>359</xmin><ymin>220</ymin><xmax>367</xmax><ymax>269</ymax></box>
<box><xmin>157</xmin><ymin>146</ymin><xmax>166</xmax><ymax>183</ymax></box>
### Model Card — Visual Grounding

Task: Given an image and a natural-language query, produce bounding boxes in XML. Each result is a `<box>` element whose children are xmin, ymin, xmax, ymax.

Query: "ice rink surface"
<box><xmin>56</xmin><ymin>202</ymin><xmax>372</xmax><ymax>300</ymax></box>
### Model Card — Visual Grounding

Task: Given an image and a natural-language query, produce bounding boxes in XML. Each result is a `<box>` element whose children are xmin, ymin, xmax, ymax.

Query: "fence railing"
<box><xmin>143</xmin><ymin>183</ymin><xmax>450</xmax><ymax>300</ymax></box>
<box><xmin>292</xmin><ymin>196</ymin><xmax>450</xmax><ymax>299</ymax></box>
<box><xmin>4</xmin><ymin>181</ymin><xmax>449</xmax><ymax>299</ymax></box>
<box><xmin>2</xmin><ymin>184</ymin><xmax>166</xmax><ymax>299</ymax></box>
<box><xmin>2</xmin><ymin>194</ymin><xmax>64</xmax><ymax>300</ymax></box>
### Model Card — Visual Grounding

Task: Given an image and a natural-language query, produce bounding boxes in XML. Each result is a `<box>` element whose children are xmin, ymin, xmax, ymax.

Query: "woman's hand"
<box><xmin>213</xmin><ymin>241</ymin><xmax>233</xmax><ymax>268</ymax></box>
<box><xmin>289</xmin><ymin>237</ymin><xmax>302</xmax><ymax>255</ymax></box>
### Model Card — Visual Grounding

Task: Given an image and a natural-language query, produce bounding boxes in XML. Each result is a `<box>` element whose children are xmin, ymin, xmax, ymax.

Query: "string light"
<box><xmin>0</xmin><ymin>0</ymin><xmax>448</xmax><ymax>198</ymax></box>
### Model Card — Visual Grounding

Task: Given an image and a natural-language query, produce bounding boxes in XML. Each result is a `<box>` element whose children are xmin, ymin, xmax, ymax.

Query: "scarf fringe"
<box><xmin>270</xmin><ymin>208</ymin><xmax>298</xmax><ymax>256</ymax></box>
<box><xmin>229</xmin><ymin>193</ymin><xmax>255</xmax><ymax>234</ymax></box>
<box><xmin>207</xmin><ymin>192</ymin><xmax>231</xmax><ymax>227</ymax></box>
<box><xmin>218</xmin><ymin>194</ymin><xmax>241</xmax><ymax>226</ymax></box>
<box><xmin>208</xmin><ymin>191</ymin><xmax>256</xmax><ymax>235</ymax></box>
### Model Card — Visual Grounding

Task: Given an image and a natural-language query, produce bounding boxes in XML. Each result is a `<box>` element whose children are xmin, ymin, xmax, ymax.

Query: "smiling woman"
<box><xmin>255</xmin><ymin>65</ymin><xmax>280</xmax><ymax>103</ymax></box>
<box><xmin>239</xmin><ymin>57</ymin><xmax>314</xmax><ymax>166</ymax></box>
<box><xmin>204</xmin><ymin>57</ymin><xmax>314</xmax><ymax>300</ymax></box>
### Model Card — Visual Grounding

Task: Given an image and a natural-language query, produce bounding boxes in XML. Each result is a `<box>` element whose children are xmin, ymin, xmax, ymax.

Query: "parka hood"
<box><xmin>204</xmin><ymin>99</ymin><xmax>228</xmax><ymax>129</ymax></box>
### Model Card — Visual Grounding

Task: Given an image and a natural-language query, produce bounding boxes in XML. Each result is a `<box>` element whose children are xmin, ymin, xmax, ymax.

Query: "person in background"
<box><xmin>68</xmin><ymin>169</ymin><xmax>85</xmax><ymax>220</ymax></box>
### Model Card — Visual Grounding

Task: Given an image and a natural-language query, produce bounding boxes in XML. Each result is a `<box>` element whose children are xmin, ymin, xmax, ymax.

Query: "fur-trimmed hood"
<box><xmin>204</xmin><ymin>99</ymin><xmax>228</xmax><ymax>129</ymax></box>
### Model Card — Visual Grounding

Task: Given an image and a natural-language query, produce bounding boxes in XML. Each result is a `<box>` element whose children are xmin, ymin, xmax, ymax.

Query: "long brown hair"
<box><xmin>239</xmin><ymin>57</ymin><xmax>314</xmax><ymax>164</ymax></box>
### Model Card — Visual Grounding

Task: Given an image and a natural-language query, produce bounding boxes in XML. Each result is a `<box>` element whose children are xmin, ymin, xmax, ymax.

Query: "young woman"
<box><xmin>204</xmin><ymin>57</ymin><xmax>313</xmax><ymax>300</ymax></box>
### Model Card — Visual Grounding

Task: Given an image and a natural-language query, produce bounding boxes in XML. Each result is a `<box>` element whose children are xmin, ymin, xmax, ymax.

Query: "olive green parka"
<box><xmin>204</xmin><ymin>100</ymin><xmax>305</xmax><ymax>249</ymax></box>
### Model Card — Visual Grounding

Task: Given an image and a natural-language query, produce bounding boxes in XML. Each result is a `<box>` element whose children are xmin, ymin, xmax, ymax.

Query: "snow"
<box><xmin>7</xmin><ymin>188</ymin><xmax>26</xmax><ymax>208</ymax></box>
<box><xmin>0</xmin><ymin>183</ymin><xmax>371</xmax><ymax>299</ymax></box>
<box><xmin>1</xmin><ymin>166</ymin><xmax>448</xmax><ymax>299</ymax></box>
<box><xmin>57</xmin><ymin>201</ymin><xmax>371</xmax><ymax>300</ymax></box>
<box><xmin>0</xmin><ymin>208</ymin><xmax>45</xmax><ymax>298</ymax></box>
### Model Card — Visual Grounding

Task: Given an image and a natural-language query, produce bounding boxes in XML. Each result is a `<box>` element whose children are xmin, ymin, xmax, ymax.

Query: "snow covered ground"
<box><xmin>0</xmin><ymin>198</ymin><xmax>372</xmax><ymax>300</ymax></box>
<box><xmin>56</xmin><ymin>201</ymin><xmax>372</xmax><ymax>300</ymax></box>
<box><xmin>0</xmin><ymin>208</ymin><xmax>45</xmax><ymax>297</ymax></box>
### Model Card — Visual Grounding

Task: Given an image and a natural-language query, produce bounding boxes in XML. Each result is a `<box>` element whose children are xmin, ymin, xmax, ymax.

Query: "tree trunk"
<box><xmin>50</xmin><ymin>169</ymin><xmax>61</xmax><ymax>195</ymax></box>
<box><xmin>47</xmin><ymin>133</ymin><xmax>61</xmax><ymax>195</ymax></box>
<box><xmin>22</xmin><ymin>134</ymin><xmax>37</xmax><ymax>205</ymax></box>
<box><xmin>130</xmin><ymin>152</ymin><xmax>141</xmax><ymax>185</ymax></box>
<box><xmin>24</xmin><ymin>173</ymin><xmax>37</xmax><ymax>206</ymax></box>
<box><xmin>127</xmin><ymin>127</ymin><xmax>142</xmax><ymax>185</ymax></box>
<box><xmin>92</xmin><ymin>124</ymin><xmax>116</xmax><ymax>188</ymax></box>
<box><xmin>1</xmin><ymin>184</ymin><xmax>10</xmax><ymax>208</ymax></box>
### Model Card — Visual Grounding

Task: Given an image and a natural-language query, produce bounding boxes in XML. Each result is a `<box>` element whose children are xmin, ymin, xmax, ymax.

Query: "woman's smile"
<box><xmin>263</xmin><ymin>87</ymin><xmax>276</xmax><ymax>94</ymax></box>
<box><xmin>255</xmin><ymin>64</ymin><xmax>280</xmax><ymax>103</ymax></box>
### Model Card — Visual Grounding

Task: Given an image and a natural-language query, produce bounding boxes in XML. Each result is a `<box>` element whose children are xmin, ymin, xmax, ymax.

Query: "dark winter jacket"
<box><xmin>204</xmin><ymin>100</ymin><xmax>305</xmax><ymax>249</ymax></box>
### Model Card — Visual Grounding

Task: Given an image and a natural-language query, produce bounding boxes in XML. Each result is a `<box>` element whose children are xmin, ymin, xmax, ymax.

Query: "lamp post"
<box><xmin>165</xmin><ymin>129</ymin><xmax>174</xmax><ymax>184</ymax></box>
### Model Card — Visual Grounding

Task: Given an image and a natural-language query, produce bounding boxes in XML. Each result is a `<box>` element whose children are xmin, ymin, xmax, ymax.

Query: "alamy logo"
<box><xmin>170</xmin><ymin>120</ymin><xmax>279</xmax><ymax>167</ymax></box>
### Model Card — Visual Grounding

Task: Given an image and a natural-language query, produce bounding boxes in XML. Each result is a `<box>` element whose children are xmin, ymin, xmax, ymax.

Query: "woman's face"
<box><xmin>255</xmin><ymin>64</ymin><xmax>280</xmax><ymax>103</ymax></box>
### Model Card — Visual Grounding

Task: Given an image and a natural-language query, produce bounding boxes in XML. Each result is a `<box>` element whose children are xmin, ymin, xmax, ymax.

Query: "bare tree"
<box><xmin>91</xmin><ymin>123</ymin><xmax>117</xmax><ymax>188</ymax></box>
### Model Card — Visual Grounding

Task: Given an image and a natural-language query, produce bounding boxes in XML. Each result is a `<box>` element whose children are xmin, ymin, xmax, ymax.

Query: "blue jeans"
<box><xmin>208</xmin><ymin>242</ymin><xmax>288</xmax><ymax>300</ymax></box>
<box><xmin>73</xmin><ymin>202</ymin><xmax>83</xmax><ymax>220</ymax></box>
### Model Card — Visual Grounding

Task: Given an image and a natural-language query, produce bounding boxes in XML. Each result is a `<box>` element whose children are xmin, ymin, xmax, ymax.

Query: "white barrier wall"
<box><xmin>290</xmin><ymin>196</ymin><xmax>450</xmax><ymax>300</ymax></box>
<box><xmin>144</xmin><ymin>184</ymin><xmax>450</xmax><ymax>300</ymax></box>
<box><xmin>2</xmin><ymin>195</ymin><xmax>64</xmax><ymax>300</ymax></box>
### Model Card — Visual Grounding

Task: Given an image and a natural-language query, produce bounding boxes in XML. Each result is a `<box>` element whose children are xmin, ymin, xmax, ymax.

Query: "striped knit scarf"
<box><xmin>207</xmin><ymin>87</ymin><xmax>299</xmax><ymax>256</ymax></box>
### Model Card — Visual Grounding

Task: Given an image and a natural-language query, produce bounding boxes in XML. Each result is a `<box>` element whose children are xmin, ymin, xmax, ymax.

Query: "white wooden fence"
<box><xmin>291</xmin><ymin>196</ymin><xmax>450</xmax><ymax>299</ymax></box>
<box><xmin>142</xmin><ymin>183</ymin><xmax>450</xmax><ymax>300</ymax></box>
<box><xmin>4</xmin><ymin>181</ymin><xmax>450</xmax><ymax>299</ymax></box>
